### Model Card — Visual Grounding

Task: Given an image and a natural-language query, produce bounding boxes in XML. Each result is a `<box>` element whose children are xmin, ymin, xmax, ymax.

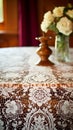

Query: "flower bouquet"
<box><xmin>40</xmin><ymin>3</ymin><xmax>73</xmax><ymax>62</ymax></box>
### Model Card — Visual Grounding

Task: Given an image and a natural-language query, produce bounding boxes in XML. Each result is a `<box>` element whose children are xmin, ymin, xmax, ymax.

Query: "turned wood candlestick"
<box><xmin>36</xmin><ymin>35</ymin><xmax>54</xmax><ymax>66</ymax></box>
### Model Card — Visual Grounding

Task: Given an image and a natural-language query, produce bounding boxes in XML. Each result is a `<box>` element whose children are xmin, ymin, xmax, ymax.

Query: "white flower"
<box><xmin>41</xmin><ymin>19</ymin><xmax>51</xmax><ymax>32</ymax></box>
<box><xmin>40</xmin><ymin>4</ymin><xmax>73</xmax><ymax>36</ymax></box>
<box><xmin>66</xmin><ymin>9</ymin><xmax>73</xmax><ymax>18</ymax></box>
<box><xmin>41</xmin><ymin>11</ymin><xmax>54</xmax><ymax>32</ymax></box>
<box><xmin>56</xmin><ymin>17</ymin><xmax>73</xmax><ymax>35</ymax></box>
<box><xmin>44</xmin><ymin>11</ymin><xmax>54</xmax><ymax>22</ymax></box>
<box><xmin>41</xmin><ymin>20</ymin><xmax>49</xmax><ymax>32</ymax></box>
<box><xmin>53</xmin><ymin>7</ymin><xmax>65</xmax><ymax>17</ymax></box>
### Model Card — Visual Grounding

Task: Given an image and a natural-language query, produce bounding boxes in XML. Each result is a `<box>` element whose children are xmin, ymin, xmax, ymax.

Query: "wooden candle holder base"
<box><xmin>36</xmin><ymin>36</ymin><xmax>54</xmax><ymax>66</ymax></box>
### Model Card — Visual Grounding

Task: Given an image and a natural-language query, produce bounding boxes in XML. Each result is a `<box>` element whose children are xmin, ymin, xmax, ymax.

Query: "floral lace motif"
<box><xmin>0</xmin><ymin>47</ymin><xmax>73</xmax><ymax>84</ymax></box>
<box><xmin>0</xmin><ymin>48</ymin><xmax>73</xmax><ymax>129</ymax></box>
<box><xmin>0</xmin><ymin>84</ymin><xmax>73</xmax><ymax>130</ymax></box>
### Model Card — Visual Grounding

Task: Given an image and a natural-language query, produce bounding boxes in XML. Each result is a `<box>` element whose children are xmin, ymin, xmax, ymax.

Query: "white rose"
<box><xmin>41</xmin><ymin>19</ymin><xmax>51</xmax><ymax>32</ymax></box>
<box><xmin>44</xmin><ymin>11</ymin><xmax>54</xmax><ymax>22</ymax></box>
<box><xmin>66</xmin><ymin>9</ymin><xmax>73</xmax><ymax>18</ymax></box>
<box><xmin>41</xmin><ymin>11</ymin><xmax>54</xmax><ymax>32</ymax></box>
<box><xmin>56</xmin><ymin>17</ymin><xmax>73</xmax><ymax>35</ymax></box>
<box><xmin>53</xmin><ymin>7</ymin><xmax>65</xmax><ymax>17</ymax></box>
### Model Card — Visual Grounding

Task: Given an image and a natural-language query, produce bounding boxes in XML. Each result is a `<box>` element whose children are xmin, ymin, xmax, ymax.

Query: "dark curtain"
<box><xmin>18</xmin><ymin>0</ymin><xmax>39</xmax><ymax>46</ymax></box>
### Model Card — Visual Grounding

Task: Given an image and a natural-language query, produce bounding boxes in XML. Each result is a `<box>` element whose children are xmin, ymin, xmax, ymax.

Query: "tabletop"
<box><xmin>0</xmin><ymin>47</ymin><xmax>73</xmax><ymax>130</ymax></box>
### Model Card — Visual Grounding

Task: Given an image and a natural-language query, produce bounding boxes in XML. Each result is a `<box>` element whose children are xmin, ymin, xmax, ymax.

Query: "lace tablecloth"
<box><xmin>0</xmin><ymin>47</ymin><xmax>73</xmax><ymax>130</ymax></box>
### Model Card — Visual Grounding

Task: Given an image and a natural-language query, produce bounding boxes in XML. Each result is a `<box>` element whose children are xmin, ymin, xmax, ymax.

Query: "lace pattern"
<box><xmin>0</xmin><ymin>47</ymin><xmax>73</xmax><ymax>84</ymax></box>
<box><xmin>0</xmin><ymin>47</ymin><xmax>73</xmax><ymax>129</ymax></box>
<box><xmin>0</xmin><ymin>84</ymin><xmax>73</xmax><ymax>129</ymax></box>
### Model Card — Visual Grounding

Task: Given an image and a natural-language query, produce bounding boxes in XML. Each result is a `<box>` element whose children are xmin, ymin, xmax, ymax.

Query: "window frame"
<box><xmin>0</xmin><ymin>0</ymin><xmax>4</xmax><ymax>23</ymax></box>
<box><xmin>0</xmin><ymin>0</ymin><xmax>7</xmax><ymax>30</ymax></box>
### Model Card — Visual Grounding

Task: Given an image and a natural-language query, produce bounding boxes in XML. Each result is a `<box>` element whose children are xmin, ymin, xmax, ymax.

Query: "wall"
<box><xmin>6</xmin><ymin>0</ymin><xmax>18</xmax><ymax>33</ymax></box>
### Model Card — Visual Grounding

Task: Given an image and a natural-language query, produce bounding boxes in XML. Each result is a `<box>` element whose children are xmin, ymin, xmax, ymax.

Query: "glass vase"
<box><xmin>55</xmin><ymin>34</ymin><xmax>69</xmax><ymax>62</ymax></box>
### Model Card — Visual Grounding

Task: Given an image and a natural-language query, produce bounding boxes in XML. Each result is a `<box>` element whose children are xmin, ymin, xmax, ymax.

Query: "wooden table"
<box><xmin>0</xmin><ymin>47</ymin><xmax>73</xmax><ymax>130</ymax></box>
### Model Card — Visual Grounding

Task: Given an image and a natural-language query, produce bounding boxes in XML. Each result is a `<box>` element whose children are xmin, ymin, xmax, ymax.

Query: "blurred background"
<box><xmin>0</xmin><ymin>0</ymin><xmax>73</xmax><ymax>47</ymax></box>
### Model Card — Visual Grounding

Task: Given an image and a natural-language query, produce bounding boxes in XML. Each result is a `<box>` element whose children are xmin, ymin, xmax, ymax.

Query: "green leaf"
<box><xmin>47</xmin><ymin>23</ymin><xmax>59</xmax><ymax>34</ymax></box>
